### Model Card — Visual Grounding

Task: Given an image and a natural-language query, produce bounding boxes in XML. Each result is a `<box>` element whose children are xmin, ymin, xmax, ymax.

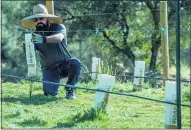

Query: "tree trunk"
<box><xmin>144</xmin><ymin>1</ymin><xmax>161</xmax><ymax>70</ymax></box>
<box><xmin>149</xmin><ymin>42</ymin><xmax>160</xmax><ymax>70</ymax></box>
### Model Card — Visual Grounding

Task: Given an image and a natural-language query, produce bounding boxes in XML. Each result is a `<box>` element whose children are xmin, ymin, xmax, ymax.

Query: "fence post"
<box><xmin>91</xmin><ymin>57</ymin><xmax>101</xmax><ymax>80</ymax></box>
<box><xmin>46</xmin><ymin>0</ymin><xmax>54</xmax><ymax>14</ymax></box>
<box><xmin>25</xmin><ymin>33</ymin><xmax>36</xmax><ymax>98</ymax></box>
<box><xmin>160</xmin><ymin>1</ymin><xmax>169</xmax><ymax>85</ymax></box>
<box><xmin>25</xmin><ymin>33</ymin><xmax>36</xmax><ymax>78</ymax></box>
<box><xmin>94</xmin><ymin>74</ymin><xmax>115</xmax><ymax>112</ymax></box>
<box><xmin>133</xmin><ymin>61</ymin><xmax>145</xmax><ymax>91</ymax></box>
<box><xmin>165</xmin><ymin>81</ymin><xmax>182</xmax><ymax>129</ymax></box>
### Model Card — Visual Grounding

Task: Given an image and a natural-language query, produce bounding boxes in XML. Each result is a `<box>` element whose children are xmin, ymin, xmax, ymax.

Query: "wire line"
<box><xmin>1</xmin><ymin>74</ymin><xmax>190</xmax><ymax>108</ymax></box>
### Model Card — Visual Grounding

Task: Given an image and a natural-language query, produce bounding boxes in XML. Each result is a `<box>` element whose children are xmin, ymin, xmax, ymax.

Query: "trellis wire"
<box><xmin>1</xmin><ymin>74</ymin><xmax>190</xmax><ymax>108</ymax></box>
<box><xmin>81</xmin><ymin>72</ymin><xmax>191</xmax><ymax>83</ymax></box>
<box><xmin>58</xmin><ymin>8</ymin><xmax>188</xmax><ymax>18</ymax></box>
<box><xmin>24</xmin><ymin>29</ymin><xmax>190</xmax><ymax>33</ymax></box>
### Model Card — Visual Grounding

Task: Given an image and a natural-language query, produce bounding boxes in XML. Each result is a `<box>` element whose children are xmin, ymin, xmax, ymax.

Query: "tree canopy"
<box><xmin>2</xmin><ymin>0</ymin><xmax>190</xmax><ymax>80</ymax></box>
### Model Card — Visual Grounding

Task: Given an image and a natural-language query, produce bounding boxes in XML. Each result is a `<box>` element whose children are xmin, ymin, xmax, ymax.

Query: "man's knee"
<box><xmin>69</xmin><ymin>58</ymin><xmax>82</xmax><ymax>69</ymax></box>
<box><xmin>43</xmin><ymin>83</ymin><xmax>59</xmax><ymax>95</ymax></box>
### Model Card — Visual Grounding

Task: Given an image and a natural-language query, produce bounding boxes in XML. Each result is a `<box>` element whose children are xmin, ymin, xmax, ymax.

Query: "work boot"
<box><xmin>65</xmin><ymin>89</ymin><xmax>76</xmax><ymax>99</ymax></box>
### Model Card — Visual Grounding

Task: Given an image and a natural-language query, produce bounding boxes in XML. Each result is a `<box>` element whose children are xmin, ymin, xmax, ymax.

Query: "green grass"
<box><xmin>1</xmin><ymin>81</ymin><xmax>190</xmax><ymax>128</ymax></box>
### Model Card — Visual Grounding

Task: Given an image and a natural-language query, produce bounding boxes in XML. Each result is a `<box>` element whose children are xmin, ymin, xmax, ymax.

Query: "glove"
<box><xmin>32</xmin><ymin>33</ymin><xmax>46</xmax><ymax>44</ymax></box>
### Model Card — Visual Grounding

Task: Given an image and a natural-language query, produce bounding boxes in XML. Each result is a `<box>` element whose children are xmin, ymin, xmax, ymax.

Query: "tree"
<box><xmin>55</xmin><ymin>1</ymin><xmax>147</xmax><ymax>71</ymax></box>
<box><xmin>1</xmin><ymin>1</ymin><xmax>41</xmax><ymax>80</ymax></box>
<box><xmin>2</xmin><ymin>0</ymin><xmax>190</xmax><ymax>79</ymax></box>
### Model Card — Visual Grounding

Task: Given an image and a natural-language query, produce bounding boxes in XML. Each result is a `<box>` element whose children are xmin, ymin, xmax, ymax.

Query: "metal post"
<box><xmin>29</xmin><ymin>81</ymin><xmax>33</xmax><ymax>99</ymax></box>
<box><xmin>175</xmin><ymin>0</ymin><xmax>181</xmax><ymax>129</ymax></box>
<box><xmin>160</xmin><ymin>1</ymin><xmax>169</xmax><ymax>86</ymax></box>
<box><xmin>189</xmin><ymin>3</ymin><xmax>191</xmax><ymax>128</ymax></box>
<box><xmin>46</xmin><ymin>0</ymin><xmax>54</xmax><ymax>14</ymax></box>
<box><xmin>190</xmin><ymin>8</ymin><xmax>191</xmax><ymax>129</ymax></box>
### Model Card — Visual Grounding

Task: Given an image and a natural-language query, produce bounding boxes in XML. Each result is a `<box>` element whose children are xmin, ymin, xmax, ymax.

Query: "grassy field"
<box><xmin>1</xmin><ymin>80</ymin><xmax>190</xmax><ymax>129</ymax></box>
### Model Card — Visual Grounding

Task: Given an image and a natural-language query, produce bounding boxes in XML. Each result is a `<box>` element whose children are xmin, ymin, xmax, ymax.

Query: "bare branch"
<box><xmin>101</xmin><ymin>30</ymin><xmax>135</xmax><ymax>65</ymax></box>
<box><xmin>101</xmin><ymin>30</ymin><xmax>124</xmax><ymax>52</ymax></box>
<box><xmin>118</xmin><ymin>14</ymin><xmax>129</xmax><ymax>45</ymax></box>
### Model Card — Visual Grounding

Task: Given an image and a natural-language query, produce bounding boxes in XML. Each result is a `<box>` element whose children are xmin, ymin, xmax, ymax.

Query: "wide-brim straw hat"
<box><xmin>20</xmin><ymin>4</ymin><xmax>63</xmax><ymax>30</ymax></box>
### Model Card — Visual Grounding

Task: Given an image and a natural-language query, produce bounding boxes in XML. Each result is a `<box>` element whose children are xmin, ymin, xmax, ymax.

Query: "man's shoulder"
<box><xmin>50</xmin><ymin>23</ymin><xmax>65</xmax><ymax>28</ymax></box>
<box><xmin>50</xmin><ymin>23</ymin><xmax>66</xmax><ymax>33</ymax></box>
<box><xmin>55</xmin><ymin>24</ymin><xmax>66</xmax><ymax>32</ymax></box>
<box><xmin>58</xmin><ymin>24</ymin><xmax>66</xmax><ymax>29</ymax></box>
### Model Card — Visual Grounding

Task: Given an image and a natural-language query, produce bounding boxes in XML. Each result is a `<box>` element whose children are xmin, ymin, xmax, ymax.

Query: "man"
<box><xmin>20</xmin><ymin>4</ymin><xmax>81</xmax><ymax>99</ymax></box>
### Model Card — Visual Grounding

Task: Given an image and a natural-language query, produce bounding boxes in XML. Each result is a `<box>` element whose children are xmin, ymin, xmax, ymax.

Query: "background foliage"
<box><xmin>2</xmin><ymin>0</ymin><xmax>190</xmax><ymax>80</ymax></box>
<box><xmin>1</xmin><ymin>1</ymin><xmax>190</xmax><ymax>128</ymax></box>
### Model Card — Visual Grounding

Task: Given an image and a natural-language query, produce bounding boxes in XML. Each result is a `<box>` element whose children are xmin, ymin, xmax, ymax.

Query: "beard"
<box><xmin>36</xmin><ymin>21</ymin><xmax>50</xmax><ymax>31</ymax></box>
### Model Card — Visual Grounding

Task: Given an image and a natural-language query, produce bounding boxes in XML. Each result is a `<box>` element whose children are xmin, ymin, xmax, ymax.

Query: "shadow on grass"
<box><xmin>2</xmin><ymin>94</ymin><xmax>61</xmax><ymax>105</ymax></box>
<box><xmin>4</xmin><ymin>111</ymin><xmax>21</xmax><ymax>119</ymax></box>
<box><xmin>17</xmin><ymin>116</ymin><xmax>47</xmax><ymax>127</ymax></box>
<box><xmin>53</xmin><ymin>108</ymin><xmax>106</xmax><ymax>128</ymax></box>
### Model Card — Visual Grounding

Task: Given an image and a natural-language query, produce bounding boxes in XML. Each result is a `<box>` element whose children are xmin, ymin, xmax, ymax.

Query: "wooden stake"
<box><xmin>46</xmin><ymin>0</ymin><xmax>54</xmax><ymax>14</ymax></box>
<box><xmin>160</xmin><ymin>1</ymin><xmax>169</xmax><ymax>85</ymax></box>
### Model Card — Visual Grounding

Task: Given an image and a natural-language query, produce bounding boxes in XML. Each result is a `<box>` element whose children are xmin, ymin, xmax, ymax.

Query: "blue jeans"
<box><xmin>42</xmin><ymin>58</ymin><xmax>82</xmax><ymax>95</ymax></box>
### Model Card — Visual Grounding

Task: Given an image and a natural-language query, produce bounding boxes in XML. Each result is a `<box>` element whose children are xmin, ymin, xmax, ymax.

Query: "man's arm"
<box><xmin>45</xmin><ymin>24</ymin><xmax>66</xmax><ymax>44</ymax></box>
<box><xmin>33</xmin><ymin>24</ymin><xmax>67</xmax><ymax>44</ymax></box>
<box><xmin>45</xmin><ymin>33</ymin><xmax>65</xmax><ymax>44</ymax></box>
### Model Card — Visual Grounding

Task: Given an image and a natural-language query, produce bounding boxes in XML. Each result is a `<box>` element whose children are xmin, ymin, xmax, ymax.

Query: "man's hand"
<box><xmin>32</xmin><ymin>33</ymin><xmax>44</xmax><ymax>44</ymax></box>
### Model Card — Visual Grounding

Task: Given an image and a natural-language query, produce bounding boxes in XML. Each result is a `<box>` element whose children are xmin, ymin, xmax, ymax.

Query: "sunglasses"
<box><xmin>33</xmin><ymin>17</ymin><xmax>45</xmax><ymax>22</ymax></box>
